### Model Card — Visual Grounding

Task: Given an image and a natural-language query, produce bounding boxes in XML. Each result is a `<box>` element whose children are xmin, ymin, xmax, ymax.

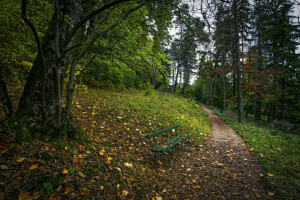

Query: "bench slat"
<box><xmin>151</xmin><ymin>133</ymin><xmax>190</xmax><ymax>152</ymax></box>
<box><xmin>146</xmin><ymin>125</ymin><xmax>180</xmax><ymax>138</ymax></box>
<box><xmin>166</xmin><ymin>135</ymin><xmax>181</xmax><ymax>144</ymax></box>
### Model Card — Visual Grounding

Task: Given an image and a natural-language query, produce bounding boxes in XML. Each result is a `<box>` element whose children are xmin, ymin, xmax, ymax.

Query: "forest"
<box><xmin>0</xmin><ymin>0</ymin><xmax>299</xmax><ymax>199</ymax></box>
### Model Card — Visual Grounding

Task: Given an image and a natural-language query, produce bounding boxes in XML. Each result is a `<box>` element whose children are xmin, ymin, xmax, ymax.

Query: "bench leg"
<box><xmin>169</xmin><ymin>149</ymin><xmax>174</xmax><ymax>168</ymax></box>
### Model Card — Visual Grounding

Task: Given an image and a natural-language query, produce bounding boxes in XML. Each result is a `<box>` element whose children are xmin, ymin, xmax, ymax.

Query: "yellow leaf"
<box><xmin>268</xmin><ymin>192</ymin><xmax>275</xmax><ymax>196</ymax></box>
<box><xmin>268</xmin><ymin>173</ymin><xmax>274</xmax><ymax>177</ymax></box>
<box><xmin>80</xmin><ymin>188</ymin><xmax>90</xmax><ymax>196</ymax></box>
<box><xmin>18</xmin><ymin>191</ymin><xmax>32</xmax><ymax>200</ymax></box>
<box><xmin>65</xmin><ymin>147</ymin><xmax>68</xmax><ymax>150</ymax></box>
<box><xmin>64</xmin><ymin>185</ymin><xmax>73</xmax><ymax>194</ymax></box>
<box><xmin>17</xmin><ymin>157</ymin><xmax>26</xmax><ymax>163</ymax></box>
<box><xmin>124</xmin><ymin>162</ymin><xmax>133</xmax><ymax>168</ymax></box>
<box><xmin>99</xmin><ymin>149</ymin><xmax>105</xmax><ymax>156</ymax></box>
<box><xmin>276</xmin><ymin>147</ymin><xmax>282</xmax><ymax>151</ymax></box>
<box><xmin>250</xmin><ymin>148</ymin><xmax>254</xmax><ymax>151</ymax></box>
<box><xmin>78</xmin><ymin>154</ymin><xmax>83</xmax><ymax>159</ymax></box>
<box><xmin>0</xmin><ymin>165</ymin><xmax>8</xmax><ymax>170</ymax></box>
<box><xmin>122</xmin><ymin>190</ymin><xmax>129</xmax><ymax>196</ymax></box>
<box><xmin>116</xmin><ymin>184</ymin><xmax>120</xmax><ymax>189</ymax></box>
<box><xmin>29</xmin><ymin>163</ymin><xmax>38</xmax><ymax>171</ymax></box>
<box><xmin>63</xmin><ymin>168</ymin><xmax>68</xmax><ymax>174</ymax></box>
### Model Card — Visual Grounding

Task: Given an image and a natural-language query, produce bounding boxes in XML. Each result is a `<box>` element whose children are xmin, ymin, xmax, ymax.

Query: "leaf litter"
<box><xmin>0</xmin><ymin>89</ymin><xmax>273</xmax><ymax>199</ymax></box>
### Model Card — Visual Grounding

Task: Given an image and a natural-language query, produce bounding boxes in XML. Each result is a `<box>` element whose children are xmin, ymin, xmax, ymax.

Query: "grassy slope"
<box><xmin>1</xmin><ymin>86</ymin><xmax>211</xmax><ymax>199</ymax></box>
<box><xmin>208</xmin><ymin>107</ymin><xmax>300</xmax><ymax>199</ymax></box>
<box><xmin>70</xmin><ymin>88</ymin><xmax>211</xmax><ymax>198</ymax></box>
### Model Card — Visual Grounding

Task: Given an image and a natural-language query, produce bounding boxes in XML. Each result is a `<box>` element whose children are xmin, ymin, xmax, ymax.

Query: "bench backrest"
<box><xmin>147</xmin><ymin>125</ymin><xmax>180</xmax><ymax>138</ymax></box>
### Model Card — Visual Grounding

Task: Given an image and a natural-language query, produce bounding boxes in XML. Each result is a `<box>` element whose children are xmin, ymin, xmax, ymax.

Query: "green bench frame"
<box><xmin>146</xmin><ymin>125</ymin><xmax>190</xmax><ymax>167</ymax></box>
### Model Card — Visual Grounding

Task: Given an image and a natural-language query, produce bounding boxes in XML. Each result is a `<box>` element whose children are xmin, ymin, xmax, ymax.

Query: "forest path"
<box><xmin>196</xmin><ymin>104</ymin><xmax>271</xmax><ymax>199</ymax></box>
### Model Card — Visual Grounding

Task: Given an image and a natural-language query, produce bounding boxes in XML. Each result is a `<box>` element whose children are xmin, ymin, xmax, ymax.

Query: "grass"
<box><xmin>1</xmin><ymin>87</ymin><xmax>212</xmax><ymax>199</ymax></box>
<box><xmin>74</xmin><ymin>88</ymin><xmax>211</xmax><ymax>144</ymax></box>
<box><xmin>208</xmin><ymin>106</ymin><xmax>300</xmax><ymax>199</ymax></box>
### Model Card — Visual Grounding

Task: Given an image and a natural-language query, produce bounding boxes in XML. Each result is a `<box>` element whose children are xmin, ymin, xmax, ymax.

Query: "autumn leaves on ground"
<box><xmin>0</xmin><ymin>87</ymin><xmax>298</xmax><ymax>199</ymax></box>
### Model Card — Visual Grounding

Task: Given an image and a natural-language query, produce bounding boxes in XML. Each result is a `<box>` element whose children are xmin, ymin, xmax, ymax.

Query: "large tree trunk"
<box><xmin>17</xmin><ymin>1</ymin><xmax>88</xmax><ymax>129</ymax></box>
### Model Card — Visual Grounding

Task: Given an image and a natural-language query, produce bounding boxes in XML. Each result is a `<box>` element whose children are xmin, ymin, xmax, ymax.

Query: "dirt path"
<box><xmin>194</xmin><ymin>105</ymin><xmax>270</xmax><ymax>199</ymax></box>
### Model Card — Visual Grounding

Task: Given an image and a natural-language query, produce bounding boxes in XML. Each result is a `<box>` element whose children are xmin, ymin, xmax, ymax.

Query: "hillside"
<box><xmin>0</xmin><ymin>88</ymin><xmax>211</xmax><ymax>199</ymax></box>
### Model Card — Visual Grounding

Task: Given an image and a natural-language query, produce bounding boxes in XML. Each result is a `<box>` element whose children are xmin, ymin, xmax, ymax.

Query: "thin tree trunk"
<box><xmin>233</xmin><ymin>0</ymin><xmax>243</xmax><ymax>122</ymax></box>
<box><xmin>173</xmin><ymin>18</ymin><xmax>183</xmax><ymax>93</ymax></box>
<box><xmin>254</xmin><ymin>1</ymin><xmax>262</xmax><ymax>121</ymax></box>
<box><xmin>0</xmin><ymin>68</ymin><xmax>13</xmax><ymax>118</ymax></box>
<box><xmin>222</xmin><ymin>49</ymin><xmax>226</xmax><ymax>110</ymax></box>
<box><xmin>209</xmin><ymin>51</ymin><xmax>213</xmax><ymax>106</ymax></box>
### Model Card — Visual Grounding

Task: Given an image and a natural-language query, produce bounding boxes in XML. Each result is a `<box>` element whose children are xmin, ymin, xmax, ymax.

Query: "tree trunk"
<box><xmin>233</xmin><ymin>0</ymin><xmax>243</xmax><ymax>123</ymax></box>
<box><xmin>0</xmin><ymin>68</ymin><xmax>13</xmax><ymax>119</ymax></box>
<box><xmin>209</xmin><ymin>51</ymin><xmax>213</xmax><ymax>106</ymax></box>
<box><xmin>254</xmin><ymin>1</ymin><xmax>262</xmax><ymax>121</ymax></box>
<box><xmin>173</xmin><ymin>19</ymin><xmax>183</xmax><ymax>93</ymax></box>
<box><xmin>222</xmin><ymin>49</ymin><xmax>226</xmax><ymax>110</ymax></box>
<box><xmin>17</xmin><ymin>1</ymin><xmax>88</xmax><ymax>129</ymax></box>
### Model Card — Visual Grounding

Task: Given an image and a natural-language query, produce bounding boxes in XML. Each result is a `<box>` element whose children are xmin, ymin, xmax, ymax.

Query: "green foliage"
<box><xmin>0</xmin><ymin>0</ymin><xmax>52</xmax><ymax>81</ymax></box>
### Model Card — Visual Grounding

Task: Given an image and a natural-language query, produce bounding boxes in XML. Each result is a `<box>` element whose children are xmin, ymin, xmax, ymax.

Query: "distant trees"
<box><xmin>191</xmin><ymin>0</ymin><xmax>299</xmax><ymax>130</ymax></box>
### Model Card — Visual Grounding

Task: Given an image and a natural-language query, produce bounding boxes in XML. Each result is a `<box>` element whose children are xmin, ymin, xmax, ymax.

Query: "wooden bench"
<box><xmin>146</xmin><ymin>125</ymin><xmax>190</xmax><ymax>167</ymax></box>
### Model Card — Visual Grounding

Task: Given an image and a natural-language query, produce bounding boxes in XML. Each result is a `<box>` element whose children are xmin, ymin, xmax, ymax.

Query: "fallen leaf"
<box><xmin>78</xmin><ymin>171</ymin><xmax>86</xmax><ymax>178</ymax></box>
<box><xmin>268</xmin><ymin>173</ymin><xmax>274</xmax><ymax>177</ymax></box>
<box><xmin>17</xmin><ymin>145</ymin><xmax>23</xmax><ymax>149</ymax></box>
<box><xmin>50</xmin><ymin>147</ymin><xmax>56</xmax><ymax>152</ymax></box>
<box><xmin>268</xmin><ymin>192</ymin><xmax>275</xmax><ymax>196</ymax></box>
<box><xmin>124</xmin><ymin>162</ymin><xmax>133</xmax><ymax>168</ymax></box>
<box><xmin>49</xmin><ymin>194</ymin><xmax>57</xmax><ymax>200</ymax></box>
<box><xmin>105</xmin><ymin>159</ymin><xmax>111</xmax><ymax>165</ymax></box>
<box><xmin>122</xmin><ymin>190</ymin><xmax>129</xmax><ymax>196</ymax></box>
<box><xmin>80</xmin><ymin>188</ymin><xmax>90</xmax><ymax>196</ymax></box>
<box><xmin>17</xmin><ymin>157</ymin><xmax>26</xmax><ymax>163</ymax></box>
<box><xmin>18</xmin><ymin>191</ymin><xmax>32</xmax><ymax>200</ymax></box>
<box><xmin>64</xmin><ymin>185</ymin><xmax>73</xmax><ymax>194</ymax></box>
<box><xmin>29</xmin><ymin>163</ymin><xmax>38</xmax><ymax>171</ymax></box>
<box><xmin>63</xmin><ymin>168</ymin><xmax>68</xmax><ymax>174</ymax></box>
<box><xmin>99</xmin><ymin>149</ymin><xmax>105</xmax><ymax>156</ymax></box>
<box><xmin>250</xmin><ymin>148</ymin><xmax>254</xmax><ymax>151</ymax></box>
<box><xmin>0</xmin><ymin>165</ymin><xmax>8</xmax><ymax>169</ymax></box>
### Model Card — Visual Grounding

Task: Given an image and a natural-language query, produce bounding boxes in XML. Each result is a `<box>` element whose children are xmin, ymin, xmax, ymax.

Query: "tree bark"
<box><xmin>0</xmin><ymin>68</ymin><xmax>13</xmax><ymax>119</ymax></box>
<box><xmin>173</xmin><ymin>18</ymin><xmax>183</xmax><ymax>93</ymax></box>
<box><xmin>254</xmin><ymin>0</ymin><xmax>262</xmax><ymax>121</ymax></box>
<box><xmin>18</xmin><ymin>0</ymin><xmax>89</xmax><ymax>128</ymax></box>
<box><xmin>233</xmin><ymin>0</ymin><xmax>243</xmax><ymax>123</ymax></box>
<box><xmin>209</xmin><ymin>51</ymin><xmax>214</xmax><ymax>106</ymax></box>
